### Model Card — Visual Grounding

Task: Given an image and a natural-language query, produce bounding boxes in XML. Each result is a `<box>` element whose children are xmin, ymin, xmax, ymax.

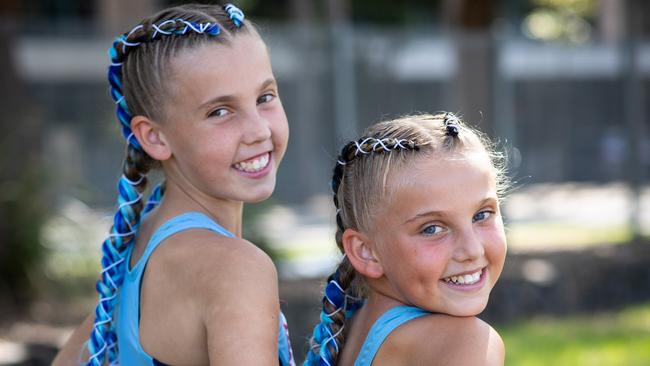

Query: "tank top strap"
<box><xmin>354</xmin><ymin>306</ymin><xmax>429</xmax><ymax>366</ymax></box>
<box><xmin>129</xmin><ymin>211</ymin><xmax>234</xmax><ymax>274</ymax></box>
<box><xmin>278</xmin><ymin>311</ymin><xmax>295</xmax><ymax>366</ymax></box>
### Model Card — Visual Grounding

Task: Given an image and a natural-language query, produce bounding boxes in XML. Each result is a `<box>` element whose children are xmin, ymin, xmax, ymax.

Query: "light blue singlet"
<box><xmin>353</xmin><ymin>306</ymin><xmax>429</xmax><ymax>366</ymax></box>
<box><xmin>115</xmin><ymin>212</ymin><xmax>295</xmax><ymax>366</ymax></box>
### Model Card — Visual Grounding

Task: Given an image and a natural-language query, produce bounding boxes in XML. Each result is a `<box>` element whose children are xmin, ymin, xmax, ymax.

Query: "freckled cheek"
<box><xmin>484</xmin><ymin>231</ymin><xmax>507</xmax><ymax>278</ymax></box>
<box><xmin>411</xmin><ymin>247</ymin><xmax>448</xmax><ymax>279</ymax></box>
<box><xmin>269</xmin><ymin>112</ymin><xmax>289</xmax><ymax>147</ymax></box>
<box><xmin>196</xmin><ymin>142</ymin><xmax>237</xmax><ymax>168</ymax></box>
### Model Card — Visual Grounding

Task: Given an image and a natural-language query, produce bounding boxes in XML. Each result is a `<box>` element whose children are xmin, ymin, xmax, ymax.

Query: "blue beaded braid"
<box><xmin>87</xmin><ymin>174</ymin><xmax>148</xmax><ymax>366</ymax></box>
<box><xmin>87</xmin><ymin>5</ymin><xmax>247</xmax><ymax>364</ymax></box>
<box><xmin>304</xmin><ymin>270</ymin><xmax>363</xmax><ymax>366</ymax></box>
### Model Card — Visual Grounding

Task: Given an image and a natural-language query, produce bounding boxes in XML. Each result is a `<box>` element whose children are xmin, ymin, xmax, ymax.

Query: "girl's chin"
<box><xmin>242</xmin><ymin>185</ymin><xmax>276</xmax><ymax>203</ymax></box>
<box><xmin>444</xmin><ymin>301</ymin><xmax>489</xmax><ymax>317</ymax></box>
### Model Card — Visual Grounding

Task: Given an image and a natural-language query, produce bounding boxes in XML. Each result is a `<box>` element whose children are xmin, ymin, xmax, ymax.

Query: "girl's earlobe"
<box><xmin>130</xmin><ymin>115</ymin><xmax>172</xmax><ymax>160</ymax></box>
<box><xmin>342</xmin><ymin>229</ymin><xmax>384</xmax><ymax>279</ymax></box>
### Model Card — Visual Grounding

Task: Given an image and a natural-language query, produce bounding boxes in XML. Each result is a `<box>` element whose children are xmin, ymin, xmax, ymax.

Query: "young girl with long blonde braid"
<box><xmin>53</xmin><ymin>3</ymin><xmax>294</xmax><ymax>365</ymax></box>
<box><xmin>304</xmin><ymin>113</ymin><xmax>507</xmax><ymax>366</ymax></box>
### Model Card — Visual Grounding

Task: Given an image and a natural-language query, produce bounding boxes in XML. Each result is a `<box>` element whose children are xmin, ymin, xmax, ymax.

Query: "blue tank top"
<box><xmin>354</xmin><ymin>306</ymin><xmax>429</xmax><ymax>366</ymax></box>
<box><xmin>115</xmin><ymin>212</ymin><xmax>295</xmax><ymax>366</ymax></box>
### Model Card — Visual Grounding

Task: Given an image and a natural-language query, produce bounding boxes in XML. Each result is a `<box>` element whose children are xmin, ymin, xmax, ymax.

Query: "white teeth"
<box><xmin>444</xmin><ymin>270</ymin><xmax>482</xmax><ymax>285</ymax></box>
<box><xmin>234</xmin><ymin>154</ymin><xmax>269</xmax><ymax>173</ymax></box>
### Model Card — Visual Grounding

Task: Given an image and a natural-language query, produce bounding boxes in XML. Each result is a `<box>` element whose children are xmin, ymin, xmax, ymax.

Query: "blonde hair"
<box><xmin>89</xmin><ymin>4</ymin><xmax>258</xmax><ymax>365</ymax></box>
<box><xmin>304</xmin><ymin>112</ymin><xmax>508</xmax><ymax>366</ymax></box>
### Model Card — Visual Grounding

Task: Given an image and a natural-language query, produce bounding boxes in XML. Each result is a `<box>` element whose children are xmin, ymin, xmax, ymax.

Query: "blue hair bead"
<box><xmin>224</xmin><ymin>4</ymin><xmax>245</xmax><ymax>28</ymax></box>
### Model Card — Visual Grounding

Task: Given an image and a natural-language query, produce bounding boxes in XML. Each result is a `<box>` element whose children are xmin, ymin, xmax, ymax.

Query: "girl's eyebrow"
<box><xmin>401</xmin><ymin>197</ymin><xmax>499</xmax><ymax>225</ymax></box>
<box><xmin>258</xmin><ymin>77</ymin><xmax>277</xmax><ymax>91</ymax></box>
<box><xmin>402</xmin><ymin>210</ymin><xmax>446</xmax><ymax>225</ymax></box>
<box><xmin>199</xmin><ymin>94</ymin><xmax>236</xmax><ymax>110</ymax></box>
<box><xmin>479</xmin><ymin>197</ymin><xmax>499</xmax><ymax>207</ymax></box>
<box><xmin>199</xmin><ymin>78</ymin><xmax>277</xmax><ymax>110</ymax></box>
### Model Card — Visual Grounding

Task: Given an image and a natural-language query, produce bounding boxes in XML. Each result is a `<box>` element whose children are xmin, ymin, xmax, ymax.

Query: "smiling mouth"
<box><xmin>233</xmin><ymin>152</ymin><xmax>270</xmax><ymax>173</ymax></box>
<box><xmin>442</xmin><ymin>269</ymin><xmax>483</xmax><ymax>285</ymax></box>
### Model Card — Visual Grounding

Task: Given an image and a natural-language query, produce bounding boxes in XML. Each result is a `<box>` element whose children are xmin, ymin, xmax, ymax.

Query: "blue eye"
<box><xmin>257</xmin><ymin>93</ymin><xmax>274</xmax><ymax>104</ymax></box>
<box><xmin>473</xmin><ymin>210</ymin><xmax>493</xmax><ymax>223</ymax></box>
<box><xmin>208</xmin><ymin>108</ymin><xmax>229</xmax><ymax>118</ymax></box>
<box><xmin>422</xmin><ymin>224</ymin><xmax>442</xmax><ymax>236</ymax></box>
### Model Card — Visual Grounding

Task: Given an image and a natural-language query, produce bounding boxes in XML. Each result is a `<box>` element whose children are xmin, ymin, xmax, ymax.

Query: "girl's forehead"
<box><xmin>167</xmin><ymin>34</ymin><xmax>270</xmax><ymax>88</ymax></box>
<box><xmin>161</xmin><ymin>34</ymin><xmax>272</xmax><ymax>114</ymax></box>
<box><xmin>391</xmin><ymin>149</ymin><xmax>493</xmax><ymax>183</ymax></box>
<box><xmin>380</xmin><ymin>150</ymin><xmax>497</xmax><ymax>211</ymax></box>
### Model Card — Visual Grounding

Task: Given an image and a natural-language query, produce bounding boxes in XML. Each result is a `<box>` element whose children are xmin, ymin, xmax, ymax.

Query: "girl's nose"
<box><xmin>452</xmin><ymin>226</ymin><xmax>486</xmax><ymax>262</ymax></box>
<box><xmin>242</xmin><ymin>111</ymin><xmax>272</xmax><ymax>145</ymax></box>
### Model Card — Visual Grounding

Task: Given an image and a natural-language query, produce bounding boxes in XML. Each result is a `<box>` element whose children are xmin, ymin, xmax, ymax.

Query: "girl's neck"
<box><xmin>364</xmin><ymin>289</ymin><xmax>409</xmax><ymax>317</ymax></box>
<box><xmin>161</xmin><ymin>178</ymin><xmax>244</xmax><ymax>237</ymax></box>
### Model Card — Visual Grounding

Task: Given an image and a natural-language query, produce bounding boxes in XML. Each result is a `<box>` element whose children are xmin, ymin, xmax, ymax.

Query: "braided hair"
<box><xmin>304</xmin><ymin>113</ymin><xmax>508</xmax><ymax>365</ymax></box>
<box><xmin>87</xmin><ymin>4</ymin><xmax>251</xmax><ymax>365</ymax></box>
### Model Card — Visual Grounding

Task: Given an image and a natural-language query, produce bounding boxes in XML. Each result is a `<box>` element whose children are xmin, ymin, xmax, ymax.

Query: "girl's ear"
<box><xmin>342</xmin><ymin>228</ymin><xmax>383</xmax><ymax>279</ymax></box>
<box><xmin>130</xmin><ymin>115</ymin><xmax>172</xmax><ymax>161</ymax></box>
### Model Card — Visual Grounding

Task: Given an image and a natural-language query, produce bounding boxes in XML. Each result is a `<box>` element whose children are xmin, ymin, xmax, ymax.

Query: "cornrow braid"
<box><xmin>332</xmin><ymin>137</ymin><xmax>418</xmax><ymax>234</ymax></box>
<box><xmin>87</xmin><ymin>4</ymin><xmax>247</xmax><ymax>365</ymax></box>
<box><xmin>107</xmin><ymin>18</ymin><xmax>221</xmax><ymax>150</ymax></box>
<box><xmin>304</xmin><ymin>137</ymin><xmax>418</xmax><ymax>366</ymax></box>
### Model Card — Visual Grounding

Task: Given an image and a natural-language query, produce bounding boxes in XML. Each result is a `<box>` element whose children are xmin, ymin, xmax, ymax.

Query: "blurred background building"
<box><xmin>0</xmin><ymin>0</ymin><xmax>649</xmax><ymax>365</ymax></box>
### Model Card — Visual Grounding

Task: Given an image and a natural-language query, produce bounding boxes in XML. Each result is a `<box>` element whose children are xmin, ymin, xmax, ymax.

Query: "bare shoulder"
<box><xmin>147</xmin><ymin>228</ymin><xmax>279</xmax><ymax>310</ymax></box>
<box><xmin>385</xmin><ymin>314</ymin><xmax>504</xmax><ymax>366</ymax></box>
<box><xmin>139</xmin><ymin>229</ymin><xmax>280</xmax><ymax>364</ymax></box>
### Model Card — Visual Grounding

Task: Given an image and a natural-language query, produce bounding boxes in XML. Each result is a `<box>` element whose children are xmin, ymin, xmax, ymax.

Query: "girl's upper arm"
<box><xmin>436</xmin><ymin>318</ymin><xmax>504</xmax><ymax>366</ymax></box>
<box><xmin>52</xmin><ymin>312</ymin><xmax>94</xmax><ymax>366</ymax></box>
<box><xmin>410</xmin><ymin>316</ymin><xmax>504</xmax><ymax>366</ymax></box>
<box><xmin>197</xmin><ymin>238</ymin><xmax>281</xmax><ymax>365</ymax></box>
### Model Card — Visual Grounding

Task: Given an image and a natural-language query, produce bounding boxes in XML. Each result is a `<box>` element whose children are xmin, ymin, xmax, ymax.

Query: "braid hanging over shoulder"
<box><xmin>87</xmin><ymin>4</ymin><xmax>245</xmax><ymax>366</ymax></box>
<box><xmin>304</xmin><ymin>136</ymin><xmax>418</xmax><ymax>366</ymax></box>
<box><xmin>304</xmin><ymin>268</ymin><xmax>363</xmax><ymax>366</ymax></box>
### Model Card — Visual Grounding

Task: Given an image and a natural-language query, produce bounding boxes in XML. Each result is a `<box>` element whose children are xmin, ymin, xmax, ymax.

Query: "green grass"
<box><xmin>499</xmin><ymin>302</ymin><xmax>650</xmax><ymax>365</ymax></box>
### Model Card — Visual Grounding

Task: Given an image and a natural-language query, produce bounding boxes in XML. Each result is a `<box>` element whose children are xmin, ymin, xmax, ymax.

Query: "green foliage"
<box><xmin>532</xmin><ymin>0</ymin><xmax>598</xmax><ymax>17</ymax></box>
<box><xmin>242</xmin><ymin>198</ymin><xmax>278</xmax><ymax>258</ymax></box>
<box><xmin>0</xmin><ymin>164</ymin><xmax>48</xmax><ymax>303</ymax></box>
<box><xmin>499</xmin><ymin>302</ymin><xmax>650</xmax><ymax>365</ymax></box>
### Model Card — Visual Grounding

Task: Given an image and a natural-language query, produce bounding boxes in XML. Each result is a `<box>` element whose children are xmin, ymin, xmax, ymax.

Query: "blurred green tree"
<box><xmin>0</xmin><ymin>29</ymin><xmax>47</xmax><ymax>309</ymax></box>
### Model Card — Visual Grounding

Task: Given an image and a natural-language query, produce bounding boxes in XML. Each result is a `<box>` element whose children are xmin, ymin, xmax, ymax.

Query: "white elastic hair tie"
<box><xmin>126</xmin><ymin>132</ymin><xmax>139</xmax><ymax>147</ymax></box>
<box><xmin>354</xmin><ymin>137</ymin><xmax>375</xmax><ymax>155</ymax></box>
<box><xmin>371</xmin><ymin>138</ymin><xmax>390</xmax><ymax>151</ymax></box>
<box><xmin>117</xmin><ymin>193</ymin><xmax>143</xmax><ymax>212</ymax></box>
<box><xmin>122</xmin><ymin>173</ymin><xmax>144</xmax><ymax>186</ymax></box>
<box><xmin>151</xmin><ymin>19</ymin><xmax>176</xmax><ymax>38</ymax></box>
<box><xmin>121</xmin><ymin>24</ymin><xmax>144</xmax><ymax>52</ymax></box>
<box><xmin>179</xmin><ymin>20</ymin><xmax>202</xmax><ymax>34</ymax></box>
